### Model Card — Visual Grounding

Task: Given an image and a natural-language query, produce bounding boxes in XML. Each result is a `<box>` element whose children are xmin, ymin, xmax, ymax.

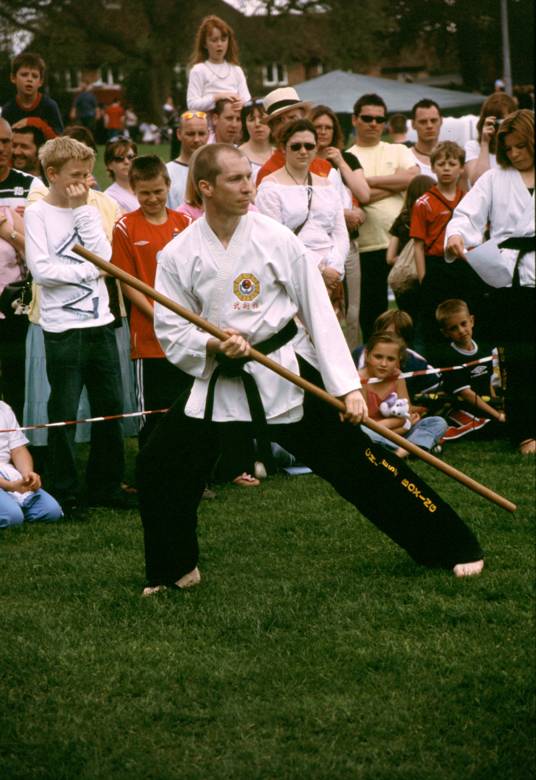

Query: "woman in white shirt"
<box><xmin>256</xmin><ymin>118</ymin><xmax>349</xmax><ymax>311</ymax></box>
<box><xmin>187</xmin><ymin>15</ymin><xmax>250</xmax><ymax>113</ymax></box>
<box><xmin>448</xmin><ymin>109</ymin><xmax>535</xmax><ymax>454</ymax></box>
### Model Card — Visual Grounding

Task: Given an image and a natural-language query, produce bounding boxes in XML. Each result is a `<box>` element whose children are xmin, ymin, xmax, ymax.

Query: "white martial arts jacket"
<box><xmin>154</xmin><ymin>212</ymin><xmax>361</xmax><ymax>423</ymax></box>
<box><xmin>445</xmin><ymin>167</ymin><xmax>535</xmax><ymax>288</ymax></box>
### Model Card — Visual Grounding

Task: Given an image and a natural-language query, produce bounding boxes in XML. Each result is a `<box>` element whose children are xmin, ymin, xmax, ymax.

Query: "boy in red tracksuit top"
<box><xmin>111</xmin><ymin>155</ymin><xmax>192</xmax><ymax>446</ymax></box>
<box><xmin>410</xmin><ymin>141</ymin><xmax>471</xmax><ymax>361</ymax></box>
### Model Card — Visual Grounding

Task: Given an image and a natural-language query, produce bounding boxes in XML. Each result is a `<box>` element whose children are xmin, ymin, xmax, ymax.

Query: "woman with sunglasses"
<box><xmin>238</xmin><ymin>99</ymin><xmax>272</xmax><ymax>183</ymax></box>
<box><xmin>104</xmin><ymin>138</ymin><xmax>138</xmax><ymax>213</ymax></box>
<box><xmin>256</xmin><ymin>119</ymin><xmax>348</xmax><ymax>306</ymax></box>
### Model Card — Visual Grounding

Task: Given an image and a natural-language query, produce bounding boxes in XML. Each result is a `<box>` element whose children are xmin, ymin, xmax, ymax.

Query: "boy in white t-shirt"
<box><xmin>0</xmin><ymin>400</ymin><xmax>62</xmax><ymax>527</ymax></box>
<box><xmin>24</xmin><ymin>136</ymin><xmax>133</xmax><ymax>514</ymax></box>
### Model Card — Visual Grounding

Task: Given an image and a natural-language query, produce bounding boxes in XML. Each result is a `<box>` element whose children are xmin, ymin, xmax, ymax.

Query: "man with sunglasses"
<box><xmin>347</xmin><ymin>94</ymin><xmax>419</xmax><ymax>341</ymax></box>
<box><xmin>166</xmin><ymin>111</ymin><xmax>209</xmax><ymax>210</ymax></box>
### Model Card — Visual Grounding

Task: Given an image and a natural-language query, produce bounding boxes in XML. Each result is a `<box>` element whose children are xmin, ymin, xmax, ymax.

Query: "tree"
<box><xmin>248</xmin><ymin>0</ymin><xmax>534</xmax><ymax>90</ymax></box>
<box><xmin>0</xmin><ymin>0</ymin><xmax>219</xmax><ymax>121</ymax></box>
<box><xmin>238</xmin><ymin>0</ymin><xmax>391</xmax><ymax>73</ymax></box>
<box><xmin>388</xmin><ymin>0</ymin><xmax>534</xmax><ymax>90</ymax></box>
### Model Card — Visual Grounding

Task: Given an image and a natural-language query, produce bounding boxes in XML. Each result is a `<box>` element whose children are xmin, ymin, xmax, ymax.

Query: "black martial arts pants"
<box><xmin>137</xmin><ymin>359</ymin><xmax>483</xmax><ymax>586</ymax></box>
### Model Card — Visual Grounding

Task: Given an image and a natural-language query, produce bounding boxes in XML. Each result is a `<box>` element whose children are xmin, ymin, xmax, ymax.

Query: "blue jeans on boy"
<box><xmin>44</xmin><ymin>324</ymin><xmax>125</xmax><ymax>502</ymax></box>
<box><xmin>362</xmin><ymin>416</ymin><xmax>447</xmax><ymax>453</ymax></box>
<box><xmin>0</xmin><ymin>489</ymin><xmax>63</xmax><ymax>528</ymax></box>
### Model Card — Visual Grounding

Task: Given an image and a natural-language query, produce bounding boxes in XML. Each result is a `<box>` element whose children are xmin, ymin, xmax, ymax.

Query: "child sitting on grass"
<box><xmin>436</xmin><ymin>298</ymin><xmax>505</xmax><ymax>441</ymax></box>
<box><xmin>0</xmin><ymin>400</ymin><xmax>62</xmax><ymax>528</ymax></box>
<box><xmin>353</xmin><ymin>308</ymin><xmax>439</xmax><ymax>403</ymax></box>
<box><xmin>358</xmin><ymin>333</ymin><xmax>447</xmax><ymax>459</ymax></box>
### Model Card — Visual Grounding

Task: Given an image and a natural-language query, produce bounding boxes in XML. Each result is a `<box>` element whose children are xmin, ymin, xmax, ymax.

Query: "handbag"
<box><xmin>388</xmin><ymin>238</ymin><xmax>418</xmax><ymax>295</ymax></box>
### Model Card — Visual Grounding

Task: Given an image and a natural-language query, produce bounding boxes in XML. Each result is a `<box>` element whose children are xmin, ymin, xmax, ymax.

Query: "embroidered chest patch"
<box><xmin>233</xmin><ymin>273</ymin><xmax>260</xmax><ymax>301</ymax></box>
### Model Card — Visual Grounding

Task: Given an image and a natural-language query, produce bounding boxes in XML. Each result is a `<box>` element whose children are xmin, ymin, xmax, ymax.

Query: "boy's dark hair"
<box><xmin>212</xmin><ymin>98</ymin><xmax>234</xmax><ymax>117</ymax></box>
<box><xmin>12</xmin><ymin>123</ymin><xmax>47</xmax><ymax>151</ymax></box>
<box><xmin>435</xmin><ymin>298</ymin><xmax>471</xmax><ymax>329</ymax></box>
<box><xmin>373</xmin><ymin>309</ymin><xmax>414</xmax><ymax>345</ymax></box>
<box><xmin>11</xmin><ymin>52</ymin><xmax>45</xmax><ymax>78</ymax></box>
<box><xmin>353</xmin><ymin>93</ymin><xmax>387</xmax><ymax>117</ymax></box>
<box><xmin>431</xmin><ymin>141</ymin><xmax>465</xmax><ymax>167</ymax></box>
<box><xmin>63</xmin><ymin>124</ymin><xmax>97</xmax><ymax>152</ymax></box>
<box><xmin>281</xmin><ymin>118</ymin><xmax>317</xmax><ymax>148</ymax></box>
<box><xmin>366</xmin><ymin>332</ymin><xmax>407</xmax><ymax>365</ymax></box>
<box><xmin>129</xmin><ymin>154</ymin><xmax>170</xmax><ymax>188</ymax></box>
<box><xmin>388</xmin><ymin>113</ymin><xmax>408</xmax><ymax>135</ymax></box>
<box><xmin>411</xmin><ymin>99</ymin><xmax>441</xmax><ymax>120</ymax></box>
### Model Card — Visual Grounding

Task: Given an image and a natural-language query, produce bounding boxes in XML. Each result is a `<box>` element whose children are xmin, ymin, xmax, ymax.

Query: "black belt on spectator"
<box><xmin>203</xmin><ymin>319</ymin><xmax>298</xmax><ymax>467</ymax></box>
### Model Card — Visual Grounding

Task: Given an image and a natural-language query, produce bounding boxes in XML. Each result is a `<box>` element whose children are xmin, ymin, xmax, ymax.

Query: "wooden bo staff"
<box><xmin>73</xmin><ymin>244</ymin><xmax>516</xmax><ymax>513</ymax></box>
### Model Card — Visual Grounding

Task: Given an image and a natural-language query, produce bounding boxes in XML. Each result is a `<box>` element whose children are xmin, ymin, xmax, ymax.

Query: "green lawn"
<box><xmin>1</xmin><ymin>438</ymin><xmax>534</xmax><ymax>779</ymax></box>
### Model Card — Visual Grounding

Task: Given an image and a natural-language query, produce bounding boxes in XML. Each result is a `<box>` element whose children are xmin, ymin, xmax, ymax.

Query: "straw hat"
<box><xmin>262</xmin><ymin>87</ymin><xmax>312</xmax><ymax>124</ymax></box>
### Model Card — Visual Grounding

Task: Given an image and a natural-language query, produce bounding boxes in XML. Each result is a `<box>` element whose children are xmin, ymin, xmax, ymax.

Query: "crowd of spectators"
<box><xmin>0</xmin><ymin>15</ymin><xmax>534</xmax><ymax>527</ymax></box>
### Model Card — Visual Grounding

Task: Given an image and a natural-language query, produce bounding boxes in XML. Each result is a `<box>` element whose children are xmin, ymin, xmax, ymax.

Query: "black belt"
<box><xmin>203</xmin><ymin>319</ymin><xmax>298</xmax><ymax>466</ymax></box>
<box><xmin>498</xmin><ymin>236</ymin><xmax>535</xmax><ymax>288</ymax></box>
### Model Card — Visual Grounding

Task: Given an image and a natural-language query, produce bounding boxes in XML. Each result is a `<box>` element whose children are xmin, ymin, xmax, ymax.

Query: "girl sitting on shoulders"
<box><xmin>187</xmin><ymin>15</ymin><xmax>251</xmax><ymax>113</ymax></box>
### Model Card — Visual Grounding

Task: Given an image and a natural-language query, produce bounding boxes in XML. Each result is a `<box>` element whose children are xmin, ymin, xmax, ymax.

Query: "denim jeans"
<box><xmin>362</xmin><ymin>416</ymin><xmax>447</xmax><ymax>453</ymax></box>
<box><xmin>0</xmin><ymin>488</ymin><xmax>63</xmax><ymax>528</ymax></box>
<box><xmin>44</xmin><ymin>324</ymin><xmax>125</xmax><ymax>500</ymax></box>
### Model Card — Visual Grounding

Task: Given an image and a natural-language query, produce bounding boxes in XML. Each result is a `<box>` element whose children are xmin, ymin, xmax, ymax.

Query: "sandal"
<box><xmin>232</xmin><ymin>472</ymin><xmax>260</xmax><ymax>487</ymax></box>
<box><xmin>518</xmin><ymin>439</ymin><xmax>536</xmax><ymax>455</ymax></box>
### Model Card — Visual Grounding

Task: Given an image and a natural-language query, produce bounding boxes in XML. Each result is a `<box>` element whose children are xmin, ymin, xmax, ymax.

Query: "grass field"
<box><xmin>1</xmin><ymin>436</ymin><xmax>534</xmax><ymax>779</ymax></box>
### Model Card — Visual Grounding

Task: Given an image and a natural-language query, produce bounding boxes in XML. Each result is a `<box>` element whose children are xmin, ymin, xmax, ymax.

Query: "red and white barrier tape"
<box><xmin>0</xmin><ymin>408</ymin><xmax>168</xmax><ymax>434</ymax></box>
<box><xmin>1</xmin><ymin>355</ymin><xmax>495</xmax><ymax>432</ymax></box>
<box><xmin>363</xmin><ymin>355</ymin><xmax>493</xmax><ymax>384</ymax></box>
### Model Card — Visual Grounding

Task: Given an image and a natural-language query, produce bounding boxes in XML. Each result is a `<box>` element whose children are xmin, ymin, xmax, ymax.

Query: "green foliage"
<box><xmin>389</xmin><ymin>0</ymin><xmax>534</xmax><ymax>89</ymax></box>
<box><xmin>1</xmin><ymin>438</ymin><xmax>534</xmax><ymax>778</ymax></box>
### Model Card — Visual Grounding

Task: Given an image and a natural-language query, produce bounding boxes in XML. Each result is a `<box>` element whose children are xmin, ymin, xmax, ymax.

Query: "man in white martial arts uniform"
<box><xmin>136</xmin><ymin>143</ymin><xmax>484</xmax><ymax>595</ymax></box>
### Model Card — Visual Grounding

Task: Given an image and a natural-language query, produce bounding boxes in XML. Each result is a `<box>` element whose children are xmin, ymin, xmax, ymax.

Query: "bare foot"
<box><xmin>453</xmin><ymin>560</ymin><xmax>484</xmax><ymax>577</ymax></box>
<box><xmin>232</xmin><ymin>472</ymin><xmax>260</xmax><ymax>487</ymax></box>
<box><xmin>142</xmin><ymin>584</ymin><xmax>167</xmax><ymax>596</ymax></box>
<box><xmin>519</xmin><ymin>439</ymin><xmax>536</xmax><ymax>455</ymax></box>
<box><xmin>175</xmin><ymin>567</ymin><xmax>201</xmax><ymax>589</ymax></box>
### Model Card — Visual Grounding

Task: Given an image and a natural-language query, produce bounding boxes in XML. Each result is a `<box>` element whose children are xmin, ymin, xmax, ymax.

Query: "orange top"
<box><xmin>112</xmin><ymin>208</ymin><xmax>191</xmax><ymax>358</ymax></box>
